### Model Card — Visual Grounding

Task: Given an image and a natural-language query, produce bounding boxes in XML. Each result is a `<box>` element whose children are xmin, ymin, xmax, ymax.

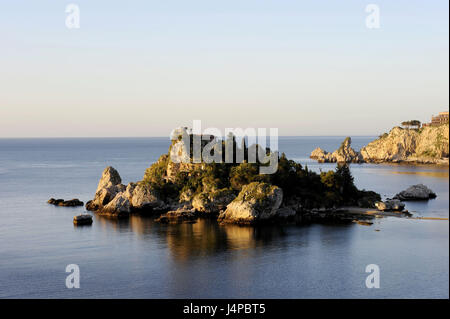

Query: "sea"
<box><xmin>0</xmin><ymin>137</ymin><xmax>448</xmax><ymax>298</ymax></box>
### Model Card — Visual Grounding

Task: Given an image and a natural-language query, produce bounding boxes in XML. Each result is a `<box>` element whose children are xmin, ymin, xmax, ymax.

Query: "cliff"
<box><xmin>310</xmin><ymin>124</ymin><xmax>449</xmax><ymax>165</ymax></box>
<box><xmin>360</xmin><ymin>125</ymin><xmax>449</xmax><ymax>164</ymax></box>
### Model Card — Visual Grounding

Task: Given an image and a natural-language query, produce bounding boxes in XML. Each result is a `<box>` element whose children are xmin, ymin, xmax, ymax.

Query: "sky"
<box><xmin>0</xmin><ymin>0</ymin><xmax>448</xmax><ymax>137</ymax></box>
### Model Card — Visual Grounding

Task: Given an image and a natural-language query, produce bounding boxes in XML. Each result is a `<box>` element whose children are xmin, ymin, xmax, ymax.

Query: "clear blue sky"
<box><xmin>1</xmin><ymin>0</ymin><xmax>448</xmax><ymax>137</ymax></box>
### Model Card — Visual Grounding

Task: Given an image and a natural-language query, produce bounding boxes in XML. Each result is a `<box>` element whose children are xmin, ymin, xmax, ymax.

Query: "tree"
<box><xmin>401</xmin><ymin>120</ymin><xmax>421</xmax><ymax>130</ymax></box>
<box><xmin>401</xmin><ymin>121</ymin><xmax>411</xmax><ymax>129</ymax></box>
<box><xmin>410</xmin><ymin>120</ymin><xmax>421</xmax><ymax>129</ymax></box>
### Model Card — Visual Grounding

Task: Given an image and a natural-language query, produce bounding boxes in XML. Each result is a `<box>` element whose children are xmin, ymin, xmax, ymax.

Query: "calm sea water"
<box><xmin>0</xmin><ymin>137</ymin><xmax>448</xmax><ymax>298</ymax></box>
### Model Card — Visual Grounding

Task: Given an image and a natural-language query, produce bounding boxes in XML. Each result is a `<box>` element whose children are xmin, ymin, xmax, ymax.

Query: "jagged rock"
<box><xmin>310</xmin><ymin>147</ymin><xmax>329</xmax><ymax>163</ymax></box>
<box><xmin>125</xmin><ymin>182</ymin><xmax>164</xmax><ymax>210</ymax></box>
<box><xmin>48</xmin><ymin>198</ymin><xmax>83</xmax><ymax>207</ymax></box>
<box><xmin>310</xmin><ymin>137</ymin><xmax>363</xmax><ymax>163</ymax></box>
<box><xmin>375</xmin><ymin>199</ymin><xmax>405</xmax><ymax>211</ymax></box>
<box><xmin>86</xmin><ymin>166</ymin><xmax>126</xmax><ymax>212</ymax></box>
<box><xmin>85</xmin><ymin>200</ymin><xmax>99</xmax><ymax>211</ymax></box>
<box><xmin>394</xmin><ymin>184</ymin><xmax>437</xmax><ymax>201</ymax></box>
<box><xmin>73</xmin><ymin>214</ymin><xmax>93</xmax><ymax>225</ymax></box>
<box><xmin>360</xmin><ymin>125</ymin><xmax>449</xmax><ymax>164</ymax></box>
<box><xmin>155</xmin><ymin>207</ymin><xmax>197</xmax><ymax>224</ymax></box>
<box><xmin>192</xmin><ymin>189</ymin><xmax>236</xmax><ymax>214</ymax></box>
<box><xmin>218</xmin><ymin>182</ymin><xmax>283</xmax><ymax>224</ymax></box>
<box><xmin>99</xmin><ymin>192</ymin><xmax>131</xmax><ymax>218</ymax></box>
<box><xmin>331</xmin><ymin>137</ymin><xmax>363</xmax><ymax>163</ymax></box>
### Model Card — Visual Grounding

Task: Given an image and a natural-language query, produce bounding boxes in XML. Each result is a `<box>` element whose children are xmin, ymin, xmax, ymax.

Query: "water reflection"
<box><xmin>95</xmin><ymin>215</ymin><xmax>364</xmax><ymax>262</ymax></box>
<box><xmin>94</xmin><ymin>215</ymin><xmax>295</xmax><ymax>260</ymax></box>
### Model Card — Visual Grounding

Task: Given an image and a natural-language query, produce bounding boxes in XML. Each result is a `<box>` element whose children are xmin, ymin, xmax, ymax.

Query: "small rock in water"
<box><xmin>48</xmin><ymin>198</ymin><xmax>84</xmax><ymax>207</ymax></box>
<box><xmin>394</xmin><ymin>184</ymin><xmax>437</xmax><ymax>201</ymax></box>
<box><xmin>73</xmin><ymin>214</ymin><xmax>93</xmax><ymax>225</ymax></box>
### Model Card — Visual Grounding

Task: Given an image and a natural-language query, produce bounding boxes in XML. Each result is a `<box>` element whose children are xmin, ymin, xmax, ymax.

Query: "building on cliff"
<box><xmin>422</xmin><ymin>111</ymin><xmax>449</xmax><ymax>127</ymax></box>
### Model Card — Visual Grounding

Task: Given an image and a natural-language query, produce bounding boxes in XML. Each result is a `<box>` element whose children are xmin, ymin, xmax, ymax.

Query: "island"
<box><xmin>84</xmin><ymin>128</ymin><xmax>383</xmax><ymax>224</ymax></box>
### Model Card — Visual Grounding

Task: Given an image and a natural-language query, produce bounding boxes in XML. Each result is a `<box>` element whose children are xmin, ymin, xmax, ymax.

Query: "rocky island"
<box><xmin>84</xmin><ymin>128</ymin><xmax>382</xmax><ymax>224</ymax></box>
<box><xmin>311</xmin><ymin>124</ymin><xmax>449</xmax><ymax>165</ymax></box>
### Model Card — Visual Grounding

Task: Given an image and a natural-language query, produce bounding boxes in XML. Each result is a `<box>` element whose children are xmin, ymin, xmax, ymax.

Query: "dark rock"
<box><xmin>48</xmin><ymin>198</ymin><xmax>83</xmax><ymax>207</ymax></box>
<box><xmin>394</xmin><ymin>184</ymin><xmax>437</xmax><ymax>201</ymax></box>
<box><xmin>73</xmin><ymin>214</ymin><xmax>93</xmax><ymax>225</ymax></box>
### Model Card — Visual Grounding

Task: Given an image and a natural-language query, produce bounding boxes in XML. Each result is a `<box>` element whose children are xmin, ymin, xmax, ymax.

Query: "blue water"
<box><xmin>0</xmin><ymin>137</ymin><xmax>448</xmax><ymax>298</ymax></box>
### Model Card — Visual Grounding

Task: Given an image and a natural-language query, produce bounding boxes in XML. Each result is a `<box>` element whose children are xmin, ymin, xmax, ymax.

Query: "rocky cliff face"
<box><xmin>310</xmin><ymin>125</ymin><xmax>449</xmax><ymax>165</ymax></box>
<box><xmin>360</xmin><ymin>125</ymin><xmax>449</xmax><ymax>164</ymax></box>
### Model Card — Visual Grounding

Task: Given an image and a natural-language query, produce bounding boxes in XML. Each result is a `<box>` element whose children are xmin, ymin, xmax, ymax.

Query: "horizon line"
<box><xmin>0</xmin><ymin>135</ymin><xmax>379</xmax><ymax>139</ymax></box>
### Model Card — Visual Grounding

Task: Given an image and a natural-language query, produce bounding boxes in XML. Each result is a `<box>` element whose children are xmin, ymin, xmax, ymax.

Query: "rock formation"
<box><xmin>85</xmin><ymin>166</ymin><xmax>126</xmax><ymax>211</ymax></box>
<box><xmin>48</xmin><ymin>198</ymin><xmax>83</xmax><ymax>207</ymax></box>
<box><xmin>86</xmin><ymin>166</ymin><xmax>164</xmax><ymax>217</ymax></box>
<box><xmin>218</xmin><ymin>182</ymin><xmax>283</xmax><ymax>224</ymax></box>
<box><xmin>125</xmin><ymin>182</ymin><xmax>164</xmax><ymax>210</ymax></box>
<box><xmin>393</xmin><ymin>184</ymin><xmax>437</xmax><ymax>201</ymax></box>
<box><xmin>73</xmin><ymin>214</ymin><xmax>93</xmax><ymax>225</ymax></box>
<box><xmin>311</xmin><ymin>125</ymin><xmax>449</xmax><ymax>165</ymax></box>
<box><xmin>310</xmin><ymin>137</ymin><xmax>363</xmax><ymax>163</ymax></box>
<box><xmin>191</xmin><ymin>189</ymin><xmax>236</xmax><ymax>214</ymax></box>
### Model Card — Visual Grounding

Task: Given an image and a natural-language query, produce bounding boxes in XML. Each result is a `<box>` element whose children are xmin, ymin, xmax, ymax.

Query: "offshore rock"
<box><xmin>394</xmin><ymin>184</ymin><xmax>437</xmax><ymax>201</ymax></box>
<box><xmin>48</xmin><ymin>198</ymin><xmax>84</xmax><ymax>207</ymax></box>
<box><xmin>310</xmin><ymin>137</ymin><xmax>363</xmax><ymax>163</ymax></box>
<box><xmin>86</xmin><ymin>166</ymin><xmax>126</xmax><ymax>211</ymax></box>
<box><xmin>73</xmin><ymin>214</ymin><xmax>93</xmax><ymax>225</ymax></box>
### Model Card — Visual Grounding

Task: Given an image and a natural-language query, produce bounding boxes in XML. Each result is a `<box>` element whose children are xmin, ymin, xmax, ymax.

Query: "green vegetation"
<box><xmin>141</xmin><ymin>136</ymin><xmax>380</xmax><ymax>208</ymax></box>
<box><xmin>235</xmin><ymin>182</ymin><xmax>278</xmax><ymax>204</ymax></box>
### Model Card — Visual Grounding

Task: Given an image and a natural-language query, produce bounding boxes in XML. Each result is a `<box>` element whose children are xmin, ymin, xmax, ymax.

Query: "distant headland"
<box><xmin>311</xmin><ymin>115</ymin><xmax>449</xmax><ymax>165</ymax></box>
